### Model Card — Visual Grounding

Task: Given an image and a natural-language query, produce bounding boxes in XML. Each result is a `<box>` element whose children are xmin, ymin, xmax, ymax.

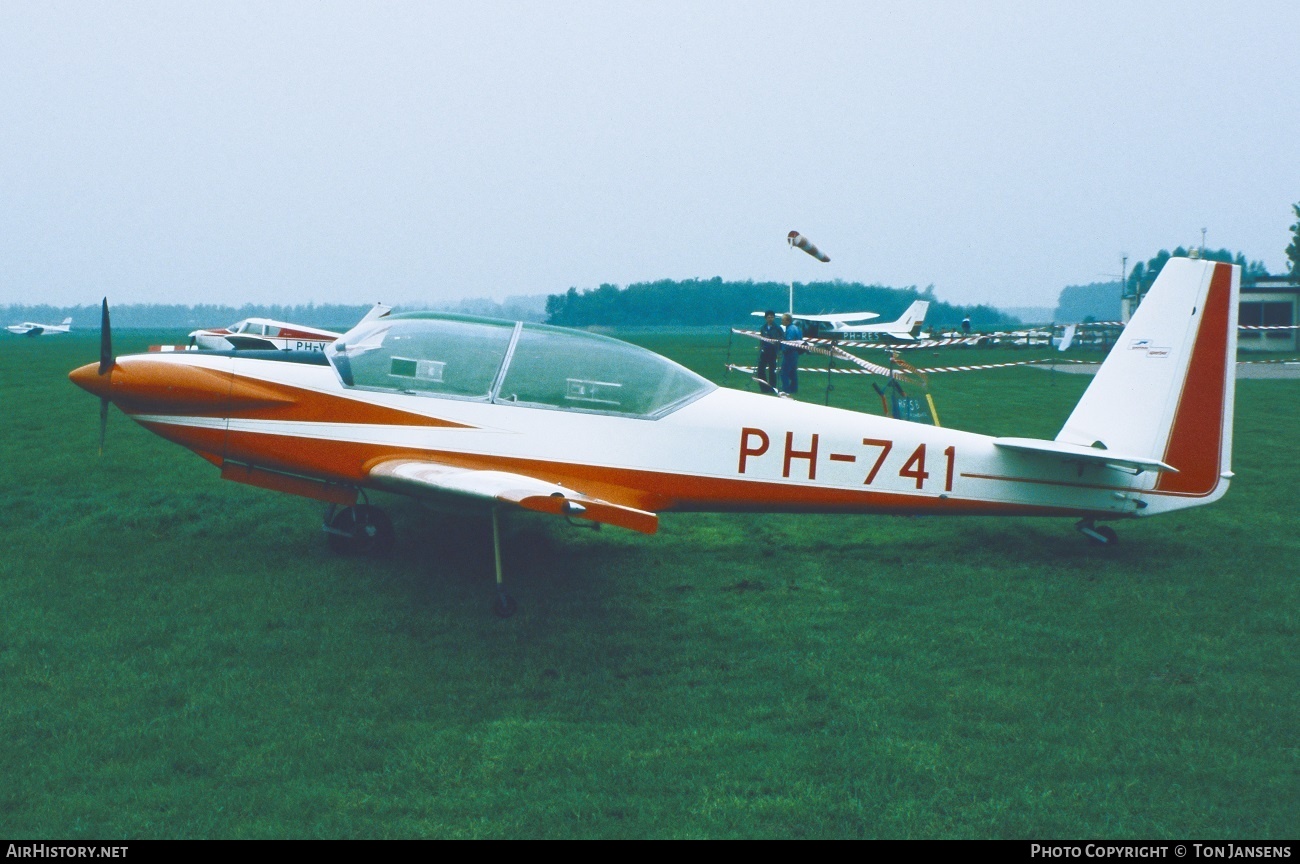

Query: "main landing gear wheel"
<box><xmin>326</xmin><ymin>504</ymin><xmax>395</xmax><ymax>557</ymax></box>
<box><xmin>1075</xmin><ymin>519</ymin><xmax>1119</xmax><ymax>547</ymax></box>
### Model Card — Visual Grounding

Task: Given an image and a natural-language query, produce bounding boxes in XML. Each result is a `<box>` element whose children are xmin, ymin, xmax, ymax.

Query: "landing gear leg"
<box><xmin>324</xmin><ymin>500</ymin><xmax>395</xmax><ymax>557</ymax></box>
<box><xmin>490</xmin><ymin>508</ymin><xmax>517</xmax><ymax>618</ymax></box>
<box><xmin>1075</xmin><ymin>518</ymin><xmax>1118</xmax><ymax>546</ymax></box>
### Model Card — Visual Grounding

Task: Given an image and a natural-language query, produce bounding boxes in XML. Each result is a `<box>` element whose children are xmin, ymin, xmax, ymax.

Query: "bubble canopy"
<box><xmin>325</xmin><ymin>313</ymin><xmax>714</xmax><ymax>418</ymax></box>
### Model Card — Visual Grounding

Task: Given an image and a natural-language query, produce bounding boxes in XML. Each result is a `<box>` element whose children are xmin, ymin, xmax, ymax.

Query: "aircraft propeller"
<box><xmin>98</xmin><ymin>298</ymin><xmax>113</xmax><ymax>453</ymax></box>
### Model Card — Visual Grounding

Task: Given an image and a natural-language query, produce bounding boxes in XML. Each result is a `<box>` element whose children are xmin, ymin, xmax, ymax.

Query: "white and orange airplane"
<box><xmin>70</xmin><ymin>258</ymin><xmax>1237</xmax><ymax>616</ymax></box>
<box><xmin>188</xmin><ymin>304</ymin><xmax>390</xmax><ymax>352</ymax></box>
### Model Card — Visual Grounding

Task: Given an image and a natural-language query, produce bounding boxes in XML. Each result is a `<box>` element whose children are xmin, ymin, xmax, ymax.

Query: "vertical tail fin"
<box><xmin>890</xmin><ymin>300</ymin><xmax>929</xmax><ymax>338</ymax></box>
<box><xmin>1056</xmin><ymin>257</ymin><xmax>1237</xmax><ymax>504</ymax></box>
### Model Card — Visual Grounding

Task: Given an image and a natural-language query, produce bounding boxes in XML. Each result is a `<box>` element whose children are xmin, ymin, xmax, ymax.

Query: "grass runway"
<box><xmin>1</xmin><ymin>330</ymin><xmax>1296</xmax><ymax>839</ymax></box>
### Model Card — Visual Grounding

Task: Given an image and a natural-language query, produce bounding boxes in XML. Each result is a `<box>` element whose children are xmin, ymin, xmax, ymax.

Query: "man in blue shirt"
<box><xmin>780</xmin><ymin>313</ymin><xmax>803</xmax><ymax>395</ymax></box>
<box><xmin>756</xmin><ymin>309</ymin><xmax>784</xmax><ymax>392</ymax></box>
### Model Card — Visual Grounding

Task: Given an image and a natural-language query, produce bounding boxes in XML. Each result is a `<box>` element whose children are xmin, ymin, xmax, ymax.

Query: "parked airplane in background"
<box><xmin>7</xmin><ymin>317</ymin><xmax>72</xmax><ymax>336</ymax></box>
<box><xmin>751</xmin><ymin>301</ymin><xmax>930</xmax><ymax>340</ymax></box>
<box><xmin>189</xmin><ymin>304</ymin><xmax>390</xmax><ymax>351</ymax></box>
<box><xmin>823</xmin><ymin>300</ymin><xmax>930</xmax><ymax>341</ymax></box>
<box><xmin>70</xmin><ymin>258</ymin><xmax>1236</xmax><ymax>617</ymax></box>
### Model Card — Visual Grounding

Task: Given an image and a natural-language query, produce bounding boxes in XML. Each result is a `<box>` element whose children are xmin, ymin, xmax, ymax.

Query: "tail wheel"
<box><xmin>327</xmin><ymin>505</ymin><xmax>395</xmax><ymax>557</ymax></box>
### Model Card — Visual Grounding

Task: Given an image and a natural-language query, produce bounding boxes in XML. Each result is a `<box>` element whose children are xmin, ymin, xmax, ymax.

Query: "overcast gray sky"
<box><xmin>2</xmin><ymin>1</ymin><xmax>1297</xmax><ymax>309</ymax></box>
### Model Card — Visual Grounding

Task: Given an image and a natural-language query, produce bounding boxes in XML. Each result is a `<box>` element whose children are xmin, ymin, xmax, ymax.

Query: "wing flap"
<box><xmin>993</xmin><ymin>437</ymin><xmax>1177</xmax><ymax>474</ymax></box>
<box><xmin>368</xmin><ymin>460</ymin><xmax>659</xmax><ymax>534</ymax></box>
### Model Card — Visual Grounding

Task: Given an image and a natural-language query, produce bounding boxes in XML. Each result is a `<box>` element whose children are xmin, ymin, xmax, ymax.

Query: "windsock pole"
<box><xmin>789</xmin><ymin>246</ymin><xmax>795</xmax><ymax>315</ymax></box>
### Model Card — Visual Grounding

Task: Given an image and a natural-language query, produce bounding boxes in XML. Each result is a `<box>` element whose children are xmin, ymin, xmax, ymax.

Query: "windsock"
<box><xmin>1058</xmin><ymin>323</ymin><xmax>1077</xmax><ymax>352</ymax></box>
<box><xmin>787</xmin><ymin>230</ymin><xmax>830</xmax><ymax>262</ymax></box>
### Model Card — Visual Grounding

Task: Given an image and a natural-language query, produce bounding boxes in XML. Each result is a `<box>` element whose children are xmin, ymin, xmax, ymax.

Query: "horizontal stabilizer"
<box><xmin>993</xmin><ymin>437</ymin><xmax>1177</xmax><ymax>474</ymax></box>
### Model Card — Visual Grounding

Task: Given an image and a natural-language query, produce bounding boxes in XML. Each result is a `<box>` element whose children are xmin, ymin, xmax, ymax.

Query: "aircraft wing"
<box><xmin>799</xmin><ymin>311</ymin><xmax>882</xmax><ymax>324</ymax></box>
<box><xmin>224</xmin><ymin>335</ymin><xmax>280</xmax><ymax>350</ymax></box>
<box><xmin>750</xmin><ymin>310</ymin><xmax>882</xmax><ymax>323</ymax></box>
<box><xmin>993</xmin><ymin>438</ymin><xmax>1177</xmax><ymax>474</ymax></box>
<box><xmin>367</xmin><ymin>459</ymin><xmax>659</xmax><ymax>534</ymax></box>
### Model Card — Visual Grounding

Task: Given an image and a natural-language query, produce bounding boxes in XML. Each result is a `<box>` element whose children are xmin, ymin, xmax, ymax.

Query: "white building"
<box><xmin>1238</xmin><ymin>277</ymin><xmax>1298</xmax><ymax>353</ymax></box>
<box><xmin>1122</xmin><ymin>269</ymin><xmax>1297</xmax><ymax>353</ymax></box>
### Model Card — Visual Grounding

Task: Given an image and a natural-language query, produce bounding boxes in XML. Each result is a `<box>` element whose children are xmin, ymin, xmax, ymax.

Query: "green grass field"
<box><xmin>1</xmin><ymin>330</ymin><xmax>1296</xmax><ymax>839</ymax></box>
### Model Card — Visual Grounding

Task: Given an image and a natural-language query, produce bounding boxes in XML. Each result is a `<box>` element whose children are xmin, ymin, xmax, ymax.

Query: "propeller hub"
<box><xmin>69</xmin><ymin>362</ymin><xmax>113</xmax><ymax>399</ymax></box>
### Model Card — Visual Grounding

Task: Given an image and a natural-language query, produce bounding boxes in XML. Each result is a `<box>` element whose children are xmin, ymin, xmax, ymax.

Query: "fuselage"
<box><xmin>70</xmin><ymin>348</ymin><xmax>1165</xmax><ymax>522</ymax></box>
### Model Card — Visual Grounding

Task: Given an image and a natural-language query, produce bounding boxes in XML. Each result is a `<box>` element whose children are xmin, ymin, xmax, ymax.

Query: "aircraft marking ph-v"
<box><xmin>70</xmin><ymin>258</ymin><xmax>1237</xmax><ymax>616</ymax></box>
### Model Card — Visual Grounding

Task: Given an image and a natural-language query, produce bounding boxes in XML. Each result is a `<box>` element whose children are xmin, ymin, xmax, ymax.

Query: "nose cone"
<box><xmin>69</xmin><ymin>362</ymin><xmax>112</xmax><ymax>399</ymax></box>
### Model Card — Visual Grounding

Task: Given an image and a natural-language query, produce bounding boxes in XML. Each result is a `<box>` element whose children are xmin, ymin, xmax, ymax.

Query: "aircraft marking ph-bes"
<box><xmin>70</xmin><ymin>258</ymin><xmax>1237</xmax><ymax>616</ymax></box>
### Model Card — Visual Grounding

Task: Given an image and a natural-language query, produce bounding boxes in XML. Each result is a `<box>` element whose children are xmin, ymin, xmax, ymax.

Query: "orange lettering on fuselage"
<box><xmin>738</xmin><ymin>427</ymin><xmax>954</xmax><ymax>490</ymax></box>
<box><xmin>783</xmin><ymin>432</ymin><xmax>818</xmax><ymax>480</ymax></box>
<box><xmin>738</xmin><ymin>427</ymin><xmax>770</xmax><ymax>473</ymax></box>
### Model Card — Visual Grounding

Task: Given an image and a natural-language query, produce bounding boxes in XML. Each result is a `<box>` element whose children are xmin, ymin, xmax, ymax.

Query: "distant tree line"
<box><xmin>1126</xmin><ymin>248</ymin><xmax>1271</xmax><ymax>297</ymax></box>
<box><xmin>1287</xmin><ymin>202</ymin><xmax>1300</xmax><ymax>284</ymax></box>
<box><xmin>0</xmin><ymin>302</ymin><xmax>388</xmax><ymax>330</ymax></box>
<box><xmin>544</xmin><ymin>277</ymin><xmax>1020</xmax><ymax>329</ymax></box>
<box><xmin>1</xmin><ymin>296</ymin><xmax>549</xmax><ymax>329</ymax></box>
<box><xmin>1054</xmin><ymin>282</ymin><xmax>1122</xmax><ymax>323</ymax></box>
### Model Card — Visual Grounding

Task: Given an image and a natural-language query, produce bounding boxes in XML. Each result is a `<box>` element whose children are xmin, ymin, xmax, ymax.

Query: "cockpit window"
<box><xmin>328</xmin><ymin>315</ymin><xmax>515</xmax><ymax>399</ymax></box>
<box><xmin>498</xmin><ymin>323</ymin><xmax>709</xmax><ymax>416</ymax></box>
<box><xmin>326</xmin><ymin>313</ymin><xmax>713</xmax><ymax>417</ymax></box>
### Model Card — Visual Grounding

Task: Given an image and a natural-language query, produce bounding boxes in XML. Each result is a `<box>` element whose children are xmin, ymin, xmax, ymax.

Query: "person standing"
<box><xmin>780</xmin><ymin>313</ymin><xmax>803</xmax><ymax>395</ymax></box>
<box><xmin>756</xmin><ymin>310</ymin><xmax>783</xmax><ymax>391</ymax></box>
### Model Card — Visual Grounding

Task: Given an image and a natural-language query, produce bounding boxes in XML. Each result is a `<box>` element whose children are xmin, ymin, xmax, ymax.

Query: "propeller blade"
<box><xmin>99</xmin><ymin>396</ymin><xmax>109</xmax><ymax>456</ymax></box>
<box><xmin>98</xmin><ymin>298</ymin><xmax>113</xmax><ymax>453</ymax></box>
<box><xmin>99</xmin><ymin>297</ymin><xmax>113</xmax><ymax>375</ymax></box>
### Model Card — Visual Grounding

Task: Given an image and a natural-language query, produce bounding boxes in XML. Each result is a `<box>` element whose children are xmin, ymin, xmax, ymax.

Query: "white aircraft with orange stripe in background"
<box><xmin>70</xmin><ymin>258</ymin><xmax>1238</xmax><ymax>617</ymax></box>
<box><xmin>188</xmin><ymin>304</ymin><xmax>390</xmax><ymax>352</ymax></box>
